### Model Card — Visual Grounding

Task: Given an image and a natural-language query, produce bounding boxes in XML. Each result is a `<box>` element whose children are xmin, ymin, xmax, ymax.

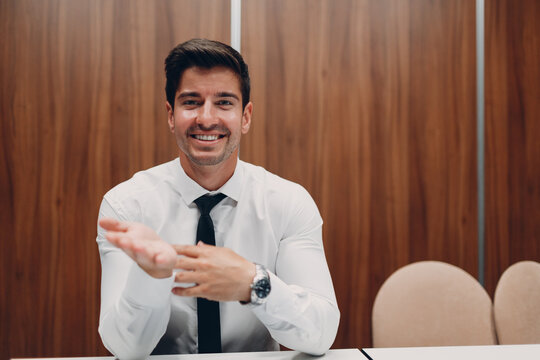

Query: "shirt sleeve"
<box><xmin>96</xmin><ymin>196</ymin><xmax>175</xmax><ymax>360</ymax></box>
<box><xmin>250</xmin><ymin>186</ymin><xmax>340</xmax><ymax>355</ymax></box>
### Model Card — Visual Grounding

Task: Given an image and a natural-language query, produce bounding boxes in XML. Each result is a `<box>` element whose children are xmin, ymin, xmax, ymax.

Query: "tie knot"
<box><xmin>194</xmin><ymin>193</ymin><xmax>226</xmax><ymax>216</ymax></box>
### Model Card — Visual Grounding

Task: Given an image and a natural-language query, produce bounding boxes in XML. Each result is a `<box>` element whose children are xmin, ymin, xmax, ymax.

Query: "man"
<box><xmin>97</xmin><ymin>39</ymin><xmax>339</xmax><ymax>359</ymax></box>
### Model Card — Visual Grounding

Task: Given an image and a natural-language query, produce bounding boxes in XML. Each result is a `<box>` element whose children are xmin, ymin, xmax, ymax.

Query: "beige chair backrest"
<box><xmin>494</xmin><ymin>260</ymin><xmax>540</xmax><ymax>344</ymax></box>
<box><xmin>372</xmin><ymin>261</ymin><xmax>497</xmax><ymax>347</ymax></box>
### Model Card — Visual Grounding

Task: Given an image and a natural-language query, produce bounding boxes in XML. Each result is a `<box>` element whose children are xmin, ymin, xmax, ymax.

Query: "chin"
<box><xmin>180</xmin><ymin>144</ymin><xmax>237</xmax><ymax>167</ymax></box>
<box><xmin>188</xmin><ymin>154</ymin><xmax>227</xmax><ymax>166</ymax></box>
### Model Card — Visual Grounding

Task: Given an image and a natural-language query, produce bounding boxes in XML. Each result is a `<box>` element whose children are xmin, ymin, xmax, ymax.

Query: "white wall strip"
<box><xmin>476</xmin><ymin>0</ymin><xmax>485</xmax><ymax>286</ymax></box>
<box><xmin>231</xmin><ymin>0</ymin><xmax>242</xmax><ymax>52</ymax></box>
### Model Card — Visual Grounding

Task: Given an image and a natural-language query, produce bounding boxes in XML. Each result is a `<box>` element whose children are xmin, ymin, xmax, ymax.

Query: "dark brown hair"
<box><xmin>165</xmin><ymin>39</ymin><xmax>250</xmax><ymax>110</ymax></box>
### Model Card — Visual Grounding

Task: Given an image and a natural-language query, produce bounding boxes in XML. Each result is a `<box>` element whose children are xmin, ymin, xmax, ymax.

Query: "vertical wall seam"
<box><xmin>231</xmin><ymin>0</ymin><xmax>241</xmax><ymax>52</ymax></box>
<box><xmin>231</xmin><ymin>0</ymin><xmax>241</xmax><ymax>158</ymax></box>
<box><xmin>476</xmin><ymin>0</ymin><xmax>485</xmax><ymax>286</ymax></box>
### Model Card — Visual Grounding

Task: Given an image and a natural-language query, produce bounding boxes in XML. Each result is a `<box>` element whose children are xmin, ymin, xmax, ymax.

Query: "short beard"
<box><xmin>177</xmin><ymin>137</ymin><xmax>239</xmax><ymax>166</ymax></box>
<box><xmin>185</xmin><ymin>151</ymin><xmax>230</xmax><ymax>166</ymax></box>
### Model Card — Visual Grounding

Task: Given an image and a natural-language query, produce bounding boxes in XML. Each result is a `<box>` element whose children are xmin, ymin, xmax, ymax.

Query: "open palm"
<box><xmin>99</xmin><ymin>218</ymin><xmax>177</xmax><ymax>279</ymax></box>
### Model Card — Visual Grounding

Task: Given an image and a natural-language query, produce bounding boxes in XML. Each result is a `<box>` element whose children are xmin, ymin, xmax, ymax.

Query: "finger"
<box><xmin>172</xmin><ymin>284</ymin><xmax>203</xmax><ymax>298</ymax></box>
<box><xmin>109</xmin><ymin>235</ymin><xmax>151</xmax><ymax>259</ymax></box>
<box><xmin>114</xmin><ymin>238</ymin><xmax>151</xmax><ymax>263</ymax></box>
<box><xmin>174</xmin><ymin>256</ymin><xmax>200</xmax><ymax>270</ymax></box>
<box><xmin>197</xmin><ymin>241</ymin><xmax>216</xmax><ymax>249</ymax></box>
<box><xmin>174</xmin><ymin>269</ymin><xmax>201</xmax><ymax>284</ymax></box>
<box><xmin>105</xmin><ymin>232</ymin><xmax>133</xmax><ymax>248</ymax></box>
<box><xmin>105</xmin><ymin>235</ymin><xmax>138</xmax><ymax>261</ymax></box>
<box><xmin>132</xmin><ymin>240</ymin><xmax>162</xmax><ymax>261</ymax></box>
<box><xmin>99</xmin><ymin>218</ymin><xmax>129</xmax><ymax>232</ymax></box>
<box><xmin>173</xmin><ymin>244</ymin><xmax>206</xmax><ymax>257</ymax></box>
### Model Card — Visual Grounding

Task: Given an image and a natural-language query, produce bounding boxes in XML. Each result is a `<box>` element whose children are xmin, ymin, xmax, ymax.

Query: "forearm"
<box><xmin>97</xmin><ymin>197</ymin><xmax>176</xmax><ymax>358</ymax></box>
<box><xmin>99</xmin><ymin>296</ymin><xmax>171</xmax><ymax>359</ymax></box>
<box><xmin>99</xmin><ymin>257</ymin><xmax>174</xmax><ymax>359</ymax></box>
<box><xmin>261</xmin><ymin>195</ymin><xmax>340</xmax><ymax>355</ymax></box>
<box><xmin>250</xmin><ymin>273</ymin><xmax>340</xmax><ymax>355</ymax></box>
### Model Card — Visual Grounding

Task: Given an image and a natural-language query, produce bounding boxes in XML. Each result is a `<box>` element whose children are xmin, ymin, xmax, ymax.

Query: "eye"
<box><xmin>182</xmin><ymin>99</ymin><xmax>200</xmax><ymax>106</ymax></box>
<box><xmin>216</xmin><ymin>99</ymin><xmax>233</xmax><ymax>106</ymax></box>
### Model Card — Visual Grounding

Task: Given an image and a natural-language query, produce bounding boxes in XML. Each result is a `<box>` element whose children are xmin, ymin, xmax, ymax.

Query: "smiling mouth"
<box><xmin>190</xmin><ymin>134</ymin><xmax>226</xmax><ymax>141</ymax></box>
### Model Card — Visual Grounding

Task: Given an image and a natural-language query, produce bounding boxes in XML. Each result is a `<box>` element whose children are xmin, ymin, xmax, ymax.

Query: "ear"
<box><xmin>166</xmin><ymin>101</ymin><xmax>175</xmax><ymax>132</ymax></box>
<box><xmin>241</xmin><ymin>102</ymin><xmax>253</xmax><ymax>134</ymax></box>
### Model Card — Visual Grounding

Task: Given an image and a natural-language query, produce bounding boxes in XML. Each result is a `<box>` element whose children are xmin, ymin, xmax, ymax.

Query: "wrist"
<box><xmin>145</xmin><ymin>267</ymin><xmax>173</xmax><ymax>279</ymax></box>
<box><xmin>241</xmin><ymin>263</ymin><xmax>271</xmax><ymax>305</ymax></box>
<box><xmin>241</xmin><ymin>262</ymin><xmax>257</xmax><ymax>302</ymax></box>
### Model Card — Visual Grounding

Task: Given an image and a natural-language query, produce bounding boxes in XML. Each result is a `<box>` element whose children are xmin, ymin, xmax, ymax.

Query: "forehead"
<box><xmin>177</xmin><ymin>66</ymin><xmax>241</xmax><ymax>95</ymax></box>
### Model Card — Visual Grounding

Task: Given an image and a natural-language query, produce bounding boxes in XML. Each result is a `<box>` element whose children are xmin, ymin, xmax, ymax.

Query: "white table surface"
<box><xmin>13</xmin><ymin>349</ymin><xmax>363</xmax><ymax>360</ymax></box>
<box><xmin>361</xmin><ymin>344</ymin><xmax>540</xmax><ymax>360</ymax></box>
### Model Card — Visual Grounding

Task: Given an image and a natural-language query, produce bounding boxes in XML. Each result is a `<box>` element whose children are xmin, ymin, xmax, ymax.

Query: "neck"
<box><xmin>179</xmin><ymin>153</ymin><xmax>238</xmax><ymax>191</ymax></box>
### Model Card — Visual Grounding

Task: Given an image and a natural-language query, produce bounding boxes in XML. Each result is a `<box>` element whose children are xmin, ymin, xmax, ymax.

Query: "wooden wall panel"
<box><xmin>485</xmin><ymin>0</ymin><xmax>540</xmax><ymax>295</ymax></box>
<box><xmin>0</xmin><ymin>0</ymin><xmax>229</xmax><ymax>358</ymax></box>
<box><xmin>242</xmin><ymin>0</ymin><xmax>477</xmax><ymax>348</ymax></box>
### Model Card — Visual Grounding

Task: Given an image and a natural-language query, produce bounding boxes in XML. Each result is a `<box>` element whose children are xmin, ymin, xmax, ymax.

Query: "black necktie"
<box><xmin>194</xmin><ymin>193</ymin><xmax>226</xmax><ymax>353</ymax></box>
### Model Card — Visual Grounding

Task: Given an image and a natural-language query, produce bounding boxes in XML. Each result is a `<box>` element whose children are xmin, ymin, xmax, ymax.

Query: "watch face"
<box><xmin>254</xmin><ymin>278</ymin><xmax>271</xmax><ymax>298</ymax></box>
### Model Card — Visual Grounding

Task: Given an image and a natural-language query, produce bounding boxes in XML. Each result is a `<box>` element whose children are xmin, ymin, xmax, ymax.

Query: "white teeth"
<box><xmin>194</xmin><ymin>134</ymin><xmax>219</xmax><ymax>141</ymax></box>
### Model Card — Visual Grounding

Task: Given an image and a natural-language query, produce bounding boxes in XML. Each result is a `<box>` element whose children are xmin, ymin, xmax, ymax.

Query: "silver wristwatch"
<box><xmin>248</xmin><ymin>264</ymin><xmax>271</xmax><ymax>305</ymax></box>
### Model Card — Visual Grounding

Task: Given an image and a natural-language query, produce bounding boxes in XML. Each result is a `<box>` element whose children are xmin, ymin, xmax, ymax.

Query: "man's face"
<box><xmin>166</xmin><ymin>66</ymin><xmax>252</xmax><ymax>167</ymax></box>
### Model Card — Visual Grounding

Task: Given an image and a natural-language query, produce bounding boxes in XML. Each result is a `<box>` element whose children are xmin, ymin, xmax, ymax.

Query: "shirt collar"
<box><xmin>174</xmin><ymin>158</ymin><xmax>244</xmax><ymax>205</ymax></box>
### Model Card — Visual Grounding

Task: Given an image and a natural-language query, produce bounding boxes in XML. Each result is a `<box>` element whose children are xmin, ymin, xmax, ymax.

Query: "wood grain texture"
<box><xmin>485</xmin><ymin>0</ymin><xmax>540</xmax><ymax>295</ymax></box>
<box><xmin>0</xmin><ymin>0</ymin><xmax>229</xmax><ymax>358</ymax></box>
<box><xmin>241</xmin><ymin>0</ymin><xmax>477</xmax><ymax>348</ymax></box>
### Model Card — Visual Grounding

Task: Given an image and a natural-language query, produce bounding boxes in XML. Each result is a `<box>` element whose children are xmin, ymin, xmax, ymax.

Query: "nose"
<box><xmin>196</xmin><ymin>102</ymin><xmax>218</xmax><ymax>129</ymax></box>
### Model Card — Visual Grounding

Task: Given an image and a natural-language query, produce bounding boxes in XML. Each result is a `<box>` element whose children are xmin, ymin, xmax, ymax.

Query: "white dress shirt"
<box><xmin>96</xmin><ymin>158</ymin><xmax>340</xmax><ymax>359</ymax></box>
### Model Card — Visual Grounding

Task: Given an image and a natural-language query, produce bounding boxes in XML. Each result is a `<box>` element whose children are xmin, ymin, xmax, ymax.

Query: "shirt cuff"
<box><xmin>250</xmin><ymin>271</ymin><xmax>308</xmax><ymax>321</ymax></box>
<box><xmin>123</xmin><ymin>262</ymin><xmax>175</xmax><ymax>308</ymax></box>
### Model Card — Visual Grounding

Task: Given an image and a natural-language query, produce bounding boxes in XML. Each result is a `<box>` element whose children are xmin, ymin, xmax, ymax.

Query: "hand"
<box><xmin>172</xmin><ymin>242</ymin><xmax>256</xmax><ymax>302</ymax></box>
<box><xmin>99</xmin><ymin>218</ymin><xmax>177</xmax><ymax>279</ymax></box>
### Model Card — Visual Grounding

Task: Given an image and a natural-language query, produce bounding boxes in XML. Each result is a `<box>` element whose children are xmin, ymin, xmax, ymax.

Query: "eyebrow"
<box><xmin>215</xmin><ymin>92</ymin><xmax>239</xmax><ymax>100</ymax></box>
<box><xmin>178</xmin><ymin>91</ymin><xmax>200</xmax><ymax>99</ymax></box>
<box><xmin>177</xmin><ymin>91</ymin><xmax>240</xmax><ymax>101</ymax></box>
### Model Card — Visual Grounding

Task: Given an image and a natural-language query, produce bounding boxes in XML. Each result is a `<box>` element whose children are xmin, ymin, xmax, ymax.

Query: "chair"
<box><xmin>494</xmin><ymin>260</ymin><xmax>540</xmax><ymax>344</ymax></box>
<box><xmin>372</xmin><ymin>261</ymin><xmax>497</xmax><ymax>347</ymax></box>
